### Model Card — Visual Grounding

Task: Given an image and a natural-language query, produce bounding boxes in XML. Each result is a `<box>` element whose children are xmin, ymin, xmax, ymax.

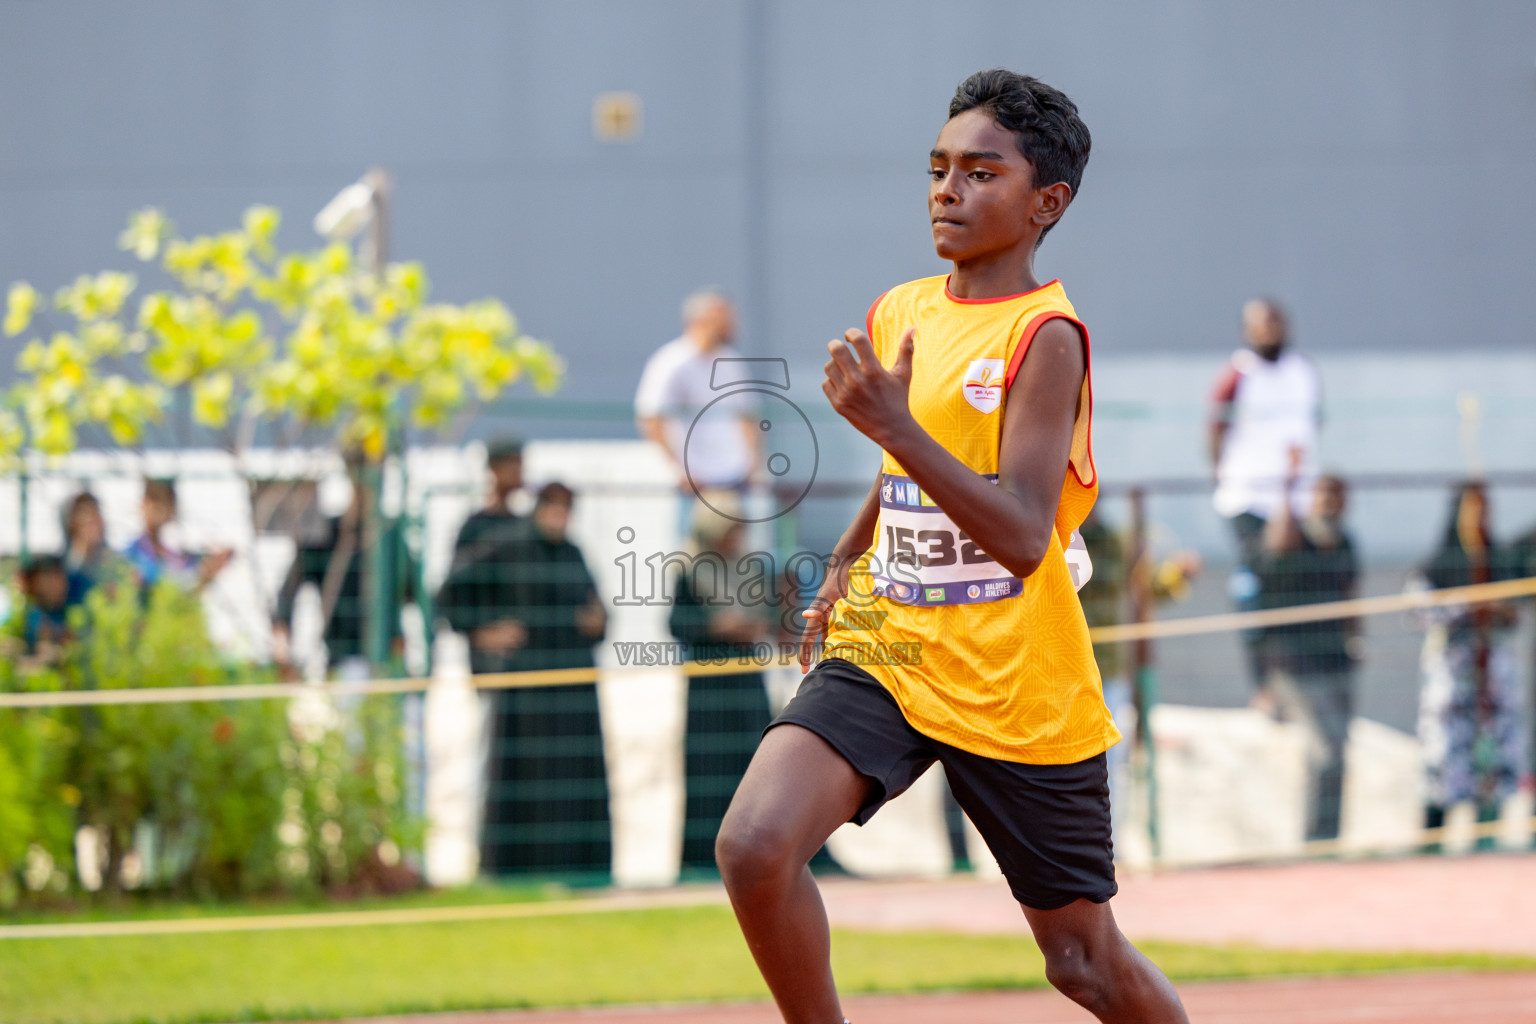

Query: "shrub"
<box><xmin>0</xmin><ymin>579</ymin><xmax>419</xmax><ymax>909</ymax></box>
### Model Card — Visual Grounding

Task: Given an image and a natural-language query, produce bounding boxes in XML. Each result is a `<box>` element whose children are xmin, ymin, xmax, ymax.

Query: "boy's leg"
<box><xmin>716</xmin><ymin>724</ymin><xmax>871</xmax><ymax>1024</ymax></box>
<box><xmin>1022</xmin><ymin>898</ymin><xmax>1189</xmax><ymax>1023</ymax></box>
<box><xmin>937</xmin><ymin>748</ymin><xmax>1188</xmax><ymax>1023</ymax></box>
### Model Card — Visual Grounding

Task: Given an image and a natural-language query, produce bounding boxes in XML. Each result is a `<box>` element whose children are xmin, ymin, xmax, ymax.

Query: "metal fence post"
<box><xmin>17</xmin><ymin>464</ymin><xmax>29</xmax><ymax>560</ymax></box>
<box><xmin>1128</xmin><ymin>487</ymin><xmax>1161</xmax><ymax>859</ymax></box>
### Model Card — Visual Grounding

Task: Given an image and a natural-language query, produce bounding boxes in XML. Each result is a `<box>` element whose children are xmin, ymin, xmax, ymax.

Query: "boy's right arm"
<box><xmin>798</xmin><ymin>469</ymin><xmax>883</xmax><ymax>670</ymax></box>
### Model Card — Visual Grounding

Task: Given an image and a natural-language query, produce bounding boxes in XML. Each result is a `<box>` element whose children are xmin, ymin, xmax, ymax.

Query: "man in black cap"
<box><xmin>437</xmin><ymin>439</ymin><xmax>530</xmax><ymax>673</ymax></box>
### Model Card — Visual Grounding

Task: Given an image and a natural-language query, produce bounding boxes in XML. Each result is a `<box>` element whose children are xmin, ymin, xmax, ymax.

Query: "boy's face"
<box><xmin>929</xmin><ymin>109</ymin><xmax>1054</xmax><ymax>262</ymax></box>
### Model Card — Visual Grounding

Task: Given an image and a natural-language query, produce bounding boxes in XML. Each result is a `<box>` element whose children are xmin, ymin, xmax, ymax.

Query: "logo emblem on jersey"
<box><xmin>1064</xmin><ymin>529</ymin><xmax>1094</xmax><ymax>592</ymax></box>
<box><xmin>966</xmin><ymin>584</ymin><xmax>981</xmax><ymax>599</ymax></box>
<box><xmin>925</xmin><ymin>587</ymin><xmax>946</xmax><ymax>602</ymax></box>
<box><xmin>962</xmin><ymin>359</ymin><xmax>1005</xmax><ymax>414</ymax></box>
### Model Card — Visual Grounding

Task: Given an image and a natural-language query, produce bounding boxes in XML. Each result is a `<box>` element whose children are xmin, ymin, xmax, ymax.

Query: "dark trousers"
<box><xmin>480</xmin><ymin>682</ymin><xmax>613</xmax><ymax>878</ymax></box>
<box><xmin>1229</xmin><ymin>512</ymin><xmax>1268</xmax><ymax>689</ymax></box>
<box><xmin>1268</xmin><ymin>667</ymin><xmax>1352</xmax><ymax>842</ymax></box>
<box><xmin>681</xmin><ymin>672</ymin><xmax>772</xmax><ymax>870</ymax></box>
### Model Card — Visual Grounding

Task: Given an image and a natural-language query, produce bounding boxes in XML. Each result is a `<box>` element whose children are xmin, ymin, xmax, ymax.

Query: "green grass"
<box><xmin>1</xmin><ymin>904</ymin><xmax>1532</xmax><ymax>1024</ymax></box>
<box><xmin>0</xmin><ymin>880</ymin><xmax>573</xmax><ymax>926</ymax></box>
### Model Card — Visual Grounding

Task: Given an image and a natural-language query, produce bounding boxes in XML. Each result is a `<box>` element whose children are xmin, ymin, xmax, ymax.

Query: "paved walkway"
<box><xmin>818</xmin><ymin>852</ymin><xmax>1536</xmax><ymax>954</ymax></box>
<box><xmin>348</xmin><ymin>972</ymin><xmax>1536</xmax><ymax>1024</ymax></box>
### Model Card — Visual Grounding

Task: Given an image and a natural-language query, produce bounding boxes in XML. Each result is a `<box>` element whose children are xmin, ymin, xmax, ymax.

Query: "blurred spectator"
<box><xmin>479</xmin><ymin>482</ymin><xmax>611</xmax><ymax>878</ymax></box>
<box><xmin>1253</xmin><ymin>474</ymin><xmax>1359</xmax><ymax>842</ymax></box>
<box><xmin>667</xmin><ymin>492</ymin><xmax>774</xmax><ymax>872</ymax></box>
<box><xmin>2</xmin><ymin>554</ymin><xmax>80</xmax><ymax>666</ymax></box>
<box><xmin>1208</xmin><ymin>299</ymin><xmax>1322</xmax><ymax>687</ymax></box>
<box><xmin>635</xmin><ymin>290</ymin><xmax>757</xmax><ymax>493</ymax></box>
<box><xmin>1413</xmin><ymin>482</ymin><xmax>1527</xmax><ymax>834</ymax></box>
<box><xmin>273</xmin><ymin>477</ymin><xmax>371</xmax><ymax>678</ymax></box>
<box><xmin>451</xmin><ymin>439</ymin><xmax>525</xmax><ymax>562</ymax></box>
<box><xmin>505</xmin><ymin>483</ymin><xmax>607</xmax><ymax>670</ymax></box>
<box><xmin>1514</xmin><ymin>523</ymin><xmax>1536</xmax><ymax>768</ymax></box>
<box><xmin>124</xmin><ymin>479</ymin><xmax>232</xmax><ymax>591</ymax></box>
<box><xmin>62</xmin><ymin>491</ymin><xmax>129</xmax><ymax>598</ymax></box>
<box><xmin>436</xmin><ymin>439</ymin><xmax>529</xmax><ymax>673</ymax></box>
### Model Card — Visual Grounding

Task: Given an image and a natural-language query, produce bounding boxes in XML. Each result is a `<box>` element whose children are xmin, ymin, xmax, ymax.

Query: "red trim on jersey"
<box><xmin>864</xmin><ymin>290</ymin><xmax>890</xmax><ymax>347</ymax></box>
<box><xmin>1004</xmin><ymin>311</ymin><xmax>1096</xmax><ymax>489</ymax></box>
<box><xmin>943</xmin><ymin>276</ymin><xmax>1061</xmax><ymax>305</ymax></box>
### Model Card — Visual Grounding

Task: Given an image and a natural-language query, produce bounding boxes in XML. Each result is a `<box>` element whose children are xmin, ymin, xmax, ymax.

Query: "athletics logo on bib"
<box><xmin>962</xmin><ymin>359</ymin><xmax>1005</xmax><ymax>414</ymax></box>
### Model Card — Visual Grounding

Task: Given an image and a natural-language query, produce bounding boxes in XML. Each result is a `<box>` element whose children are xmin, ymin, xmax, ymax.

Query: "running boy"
<box><xmin>715</xmin><ymin>70</ymin><xmax>1189</xmax><ymax>1023</ymax></box>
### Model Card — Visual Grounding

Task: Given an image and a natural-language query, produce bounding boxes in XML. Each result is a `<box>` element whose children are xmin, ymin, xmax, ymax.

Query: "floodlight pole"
<box><xmin>361</xmin><ymin>168</ymin><xmax>391</xmax><ymax>278</ymax></box>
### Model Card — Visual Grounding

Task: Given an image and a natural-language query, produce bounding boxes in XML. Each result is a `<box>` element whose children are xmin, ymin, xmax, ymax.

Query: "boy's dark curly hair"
<box><xmin>949</xmin><ymin>69</ymin><xmax>1091</xmax><ymax>241</ymax></box>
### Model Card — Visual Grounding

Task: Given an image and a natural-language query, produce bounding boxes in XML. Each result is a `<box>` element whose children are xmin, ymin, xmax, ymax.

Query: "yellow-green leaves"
<box><xmin>242</xmin><ymin>206</ymin><xmax>280</xmax><ymax>261</ymax></box>
<box><xmin>192</xmin><ymin>372</ymin><xmax>234</xmax><ymax>429</ymax></box>
<box><xmin>118</xmin><ymin>208</ymin><xmax>172</xmax><ymax>261</ymax></box>
<box><xmin>5</xmin><ymin>282</ymin><xmax>38</xmax><ymax>337</ymax></box>
<box><xmin>0</xmin><ymin>410</ymin><xmax>22</xmax><ymax>455</ymax></box>
<box><xmin>8</xmin><ymin>328</ymin><xmax>166</xmax><ymax>457</ymax></box>
<box><xmin>56</xmin><ymin>271</ymin><xmax>136</xmax><ymax>322</ymax></box>
<box><xmin>6</xmin><ymin>204</ymin><xmax>562</xmax><ymax>463</ymax></box>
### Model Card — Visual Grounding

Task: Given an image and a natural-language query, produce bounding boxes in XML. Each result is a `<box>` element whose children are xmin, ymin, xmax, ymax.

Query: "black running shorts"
<box><xmin>769</xmin><ymin>657</ymin><xmax>1117</xmax><ymax>911</ymax></box>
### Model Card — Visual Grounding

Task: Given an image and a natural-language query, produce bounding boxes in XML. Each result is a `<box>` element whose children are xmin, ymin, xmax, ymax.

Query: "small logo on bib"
<box><xmin>962</xmin><ymin>359</ymin><xmax>1005</xmax><ymax>414</ymax></box>
<box><xmin>967</xmin><ymin>584</ymin><xmax>981</xmax><ymax>599</ymax></box>
<box><xmin>925</xmin><ymin>587</ymin><xmax>946</xmax><ymax>602</ymax></box>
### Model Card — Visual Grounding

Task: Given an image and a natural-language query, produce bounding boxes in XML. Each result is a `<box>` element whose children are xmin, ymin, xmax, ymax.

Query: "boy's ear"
<box><xmin>1032</xmin><ymin>182</ymin><xmax>1073</xmax><ymax>229</ymax></box>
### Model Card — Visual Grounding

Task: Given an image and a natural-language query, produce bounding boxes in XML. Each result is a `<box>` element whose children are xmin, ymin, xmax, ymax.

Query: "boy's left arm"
<box><xmin>823</xmin><ymin>319</ymin><xmax>1082</xmax><ymax>579</ymax></box>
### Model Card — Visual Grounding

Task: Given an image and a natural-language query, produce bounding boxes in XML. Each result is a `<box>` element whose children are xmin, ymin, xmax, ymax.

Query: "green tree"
<box><xmin>4</xmin><ymin>206</ymin><xmax>561</xmax><ymax>460</ymax></box>
<box><xmin>5</xmin><ymin>206</ymin><xmax>563</xmax><ymax>665</ymax></box>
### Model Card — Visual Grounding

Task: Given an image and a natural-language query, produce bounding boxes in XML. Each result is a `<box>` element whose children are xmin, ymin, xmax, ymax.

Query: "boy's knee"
<box><xmin>1041</xmin><ymin>938</ymin><xmax>1107</xmax><ymax>1011</ymax></box>
<box><xmin>715</xmin><ymin>812</ymin><xmax>799</xmax><ymax>890</ymax></box>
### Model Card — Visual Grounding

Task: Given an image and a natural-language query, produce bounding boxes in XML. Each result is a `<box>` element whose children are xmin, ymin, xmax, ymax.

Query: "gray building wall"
<box><xmin>4</xmin><ymin>1</ymin><xmax>1534</xmax><ymax>395</ymax></box>
<box><xmin>5</xmin><ymin>2</ymin><xmax>1535</xmax><ymax>730</ymax></box>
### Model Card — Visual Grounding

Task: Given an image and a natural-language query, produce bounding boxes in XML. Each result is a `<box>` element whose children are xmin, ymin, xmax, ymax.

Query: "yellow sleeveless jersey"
<box><xmin>822</xmin><ymin>274</ymin><xmax>1120</xmax><ymax>764</ymax></box>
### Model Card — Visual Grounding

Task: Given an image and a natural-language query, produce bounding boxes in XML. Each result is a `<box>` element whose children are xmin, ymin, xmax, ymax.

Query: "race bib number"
<box><xmin>868</xmin><ymin>474</ymin><xmax>1091</xmax><ymax>606</ymax></box>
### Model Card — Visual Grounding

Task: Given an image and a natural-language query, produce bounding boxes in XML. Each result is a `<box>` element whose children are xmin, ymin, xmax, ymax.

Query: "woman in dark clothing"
<box><xmin>668</xmin><ymin>493</ymin><xmax>775</xmax><ymax>873</ymax></box>
<box><xmin>477</xmin><ymin>483</ymin><xmax>612</xmax><ymax>880</ymax></box>
<box><xmin>1414</xmin><ymin>482</ymin><xmax>1526</xmax><ymax>833</ymax></box>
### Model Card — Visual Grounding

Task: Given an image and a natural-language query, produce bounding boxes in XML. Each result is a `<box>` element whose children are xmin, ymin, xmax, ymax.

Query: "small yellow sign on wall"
<box><xmin>592</xmin><ymin>92</ymin><xmax>643</xmax><ymax>142</ymax></box>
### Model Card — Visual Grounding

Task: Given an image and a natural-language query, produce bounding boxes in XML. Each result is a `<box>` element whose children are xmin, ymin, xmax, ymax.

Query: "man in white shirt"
<box><xmin>1208</xmin><ymin>298</ymin><xmax>1323</xmax><ymax>687</ymax></box>
<box><xmin>635</xmin><ymin>290</ymin><xmax>759</xmax><ymax>493</ymax></box>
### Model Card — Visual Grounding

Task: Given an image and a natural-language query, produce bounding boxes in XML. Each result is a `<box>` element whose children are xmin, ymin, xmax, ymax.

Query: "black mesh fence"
<box><xmin>4</xmin><ymin>463</ymin><xmax>1536</xmax><ymax>907</ymax></box>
